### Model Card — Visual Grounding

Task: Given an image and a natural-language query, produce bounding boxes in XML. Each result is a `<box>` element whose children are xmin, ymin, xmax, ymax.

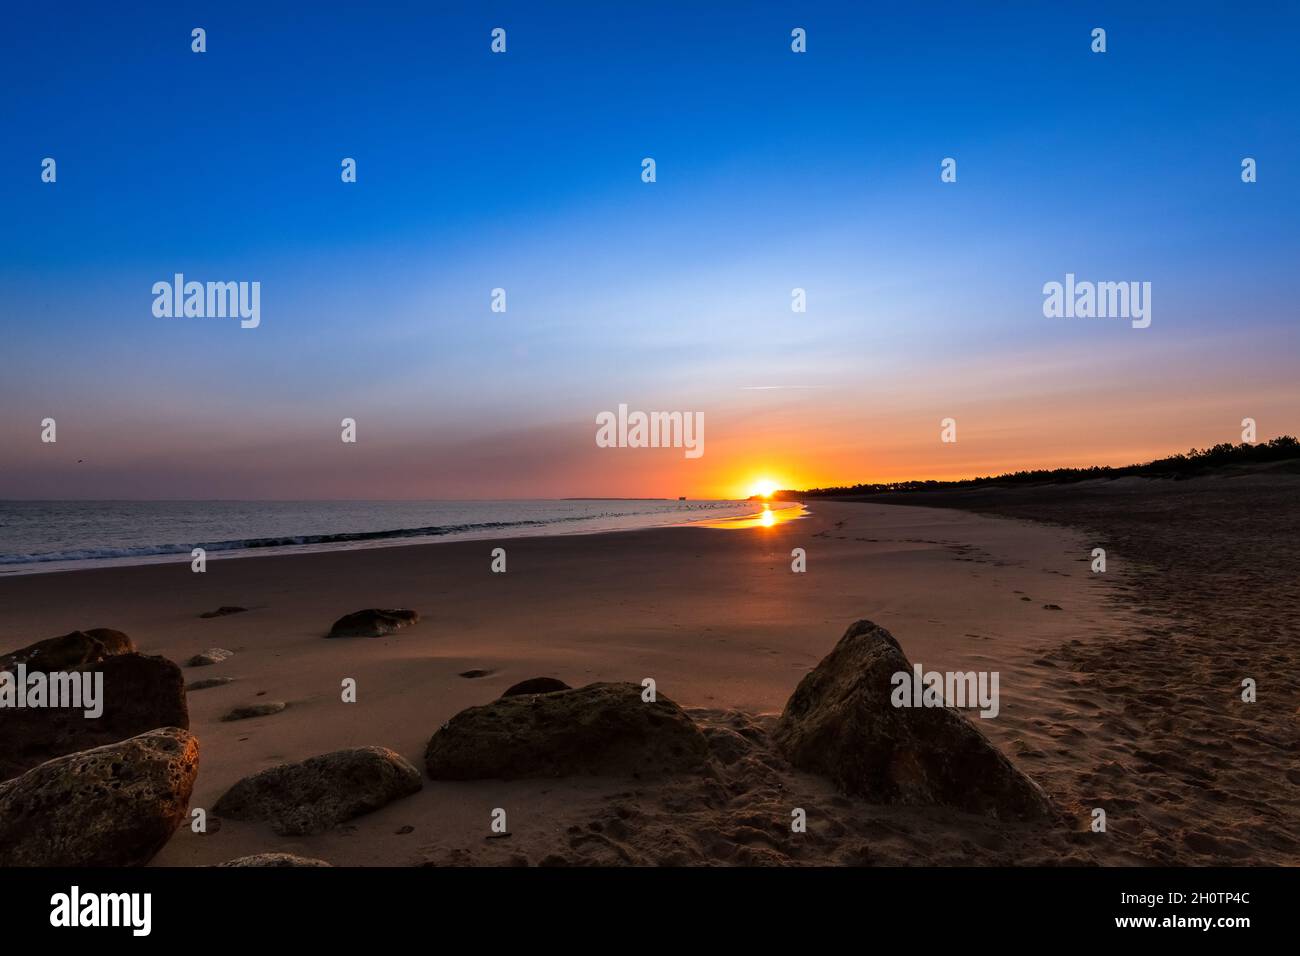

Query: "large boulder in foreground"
<box><xmin>0</xmin><ymin>653</ymin><xmax>189</xmax><ymax>781</ymax></box>
<box><xmin>0</xmin><ymin>728</ymin><xmax>198</xmax><ymax>866</ymax></box>
<box><xmin>213</xmin><ymin>747</ymin><xmax>422</xmax><ymax>836</ymax></box>
<box><xmin>425</xmin><ymin>682</ymin><xmax>710</xmax><ymax>780</ymax></box>
<box><xmin>0</xmin><ymin>628</ymin><xmax>134</xmax><ymax>671</ymax></box>
<box><xmin>774</xmin><ymin>620</ymin><xmax>1054</xmax><ymax>820</ymax></box>
<box><xmin>325</xmin><ymin>608</ymin><xmax>419</xmax><ymax>638</ymax></box>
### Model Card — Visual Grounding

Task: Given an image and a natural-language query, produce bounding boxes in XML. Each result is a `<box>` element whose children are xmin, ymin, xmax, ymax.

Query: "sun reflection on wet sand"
<box><xmin>690</xmin><ymin>501</ymin><xmax>808</xmax><ymax>530</ymax></box>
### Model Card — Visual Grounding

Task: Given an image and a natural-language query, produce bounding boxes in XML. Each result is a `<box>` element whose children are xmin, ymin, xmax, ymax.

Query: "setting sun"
<box><xmin>750</xmin><ymin>479</ymin><xmax>780</xmax><ymax>499</ymax></box>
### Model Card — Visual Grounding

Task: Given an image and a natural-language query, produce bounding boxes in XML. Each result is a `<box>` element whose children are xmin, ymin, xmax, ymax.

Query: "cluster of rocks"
<box><xmin>0</xmin><ymin>610</ymin><xmax>432</xmax><ymax>866</ymax></box>
<box><xmin>0</xmin><ymin>630</ymin><xmax>188</xmax><ymax>782</ymax></box>
<box><xmin>418</xmin><ymin>622</ymin><xmax>1053</xmax><ymax>821</ymax></box>
<box><xmin>0</xmin><ymin>629</ymin><xmax>196</xmax><ymax>866</ymax></box>
<box><xmin>0</xmin><ymin>614</ymin><xmax>1056</xmax><ymax>867</ymax></box>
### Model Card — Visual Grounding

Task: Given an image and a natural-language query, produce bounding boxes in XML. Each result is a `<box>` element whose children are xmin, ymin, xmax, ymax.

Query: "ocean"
<box><xmin>0</xmin><ymin>499</ymin><xmax>763</xmax><ymax>575</ymax></box>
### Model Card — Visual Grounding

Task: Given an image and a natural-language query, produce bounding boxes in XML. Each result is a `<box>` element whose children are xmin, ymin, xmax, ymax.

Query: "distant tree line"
<box><xmin>793</xmin><ymin>436</ymin><xmax>1300</xmax><ymax>497</ymax></box>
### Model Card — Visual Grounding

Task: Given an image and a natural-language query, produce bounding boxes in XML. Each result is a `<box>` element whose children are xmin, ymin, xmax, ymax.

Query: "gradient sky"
<box><xmin>2</xmin><ymin>1</ymin><xmax>1297</xmax><ymax>499</ymax></box>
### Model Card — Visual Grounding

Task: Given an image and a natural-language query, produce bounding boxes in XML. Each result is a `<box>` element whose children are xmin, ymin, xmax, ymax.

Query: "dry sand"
<box><xmin>1</xmin><ymin>491</ymin><xmax>1289</xmax><ymax>866</ymax></box>
<box><xmin>830</xmin><ymin>470</ymin><xmax>1300</xmax><ymax>866</ymax></box>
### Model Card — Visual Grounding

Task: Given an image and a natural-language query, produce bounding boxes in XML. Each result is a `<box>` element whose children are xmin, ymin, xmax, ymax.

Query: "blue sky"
<box><xmin>1</xmin><ymin>1</ymin><xmax>1297</xmax><ymax>498</ymax></box>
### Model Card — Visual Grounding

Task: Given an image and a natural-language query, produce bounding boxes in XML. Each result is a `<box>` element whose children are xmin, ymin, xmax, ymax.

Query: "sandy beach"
<box><xmin>1</xmin><ymin>498</ymin><xmax>1180</xmax><ymax>866</ymax></box>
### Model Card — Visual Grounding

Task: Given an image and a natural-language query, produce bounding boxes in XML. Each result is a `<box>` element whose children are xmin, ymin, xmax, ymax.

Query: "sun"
<box><xmin>750</xmin><ymin>479</ymin><xmax>780</xmax><ymax>499</ymax></box>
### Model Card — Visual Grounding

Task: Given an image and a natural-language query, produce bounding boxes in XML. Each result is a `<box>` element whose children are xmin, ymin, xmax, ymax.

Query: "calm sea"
<box><xmin>0</xmin><ymin>499</ymin><xmax>760</xmax><ymax>575</ymax></box>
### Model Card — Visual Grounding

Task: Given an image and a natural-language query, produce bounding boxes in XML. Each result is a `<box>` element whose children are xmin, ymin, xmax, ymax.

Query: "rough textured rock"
<box><xmin>0</xmin><ymin>653</ymin><xmax>189</xmax><ymax>782</ymax></box>
<box><xmin>0</xmin><ymin>628</ymin><xmax>134</xmax><ymax>671</ymax></box>
<box><xmin>186</xmin><ymin>647</ymin><xmax>234</xmax><ymax>666</ymax></box>
<box><xmin>501</xmin><ymin>677</ymin><xmax>571</xmax><ymax>697</ymax></box>
<box><xmin>213</xmin><ymin>746</ymin><xmax>421</xmax><ymax>835</ymax></box>
<box><xmin>217</xmin><ymin>853</ymin><xmax>332</xmax><ymax>867</ymax></box>
<box><xmin>426</xmin><ymin>681</ymin><xmax>710</xmax><ymax>780</ymax></box>
<box><xmin>326</xmin><ymin>608</ymin><xmax>419</xmax><ymax>638</ymax></box>
<box><xmin>200</xmin><ymin>606</ymin><xmax>248</xmax><ymax>619</ymax></box>
<box><xmin>220</xmin><ymin>701</ymin><xmax>286</xmax><ymax>721</ymax></box>
<box><xmin>774</xmin><ymin>619</ymin><xmax>1054</xmax><ymax>820</ymax></box>
<box><xmin>0</xmin><ymin>728</ymin><xmax>198</xmax><ymax>866</ymax></box>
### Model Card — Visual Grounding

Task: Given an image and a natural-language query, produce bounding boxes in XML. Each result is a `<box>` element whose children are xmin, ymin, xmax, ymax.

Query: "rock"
<box><xmin>0</xmin><ymin>653</ymin><xmax>189</xmax><ymax>782</ymax></box>
<box><xmin>425</xmin><ymin>681</ymin><xmax>710</xmax><ymax>780</ymax></box>
<box><xmin>221</xmin><ymin>701</ymin><xmax>286</xmax><ymax>721</ymax></box>
<box><xmin>501</xmin><ymin>677</ymin><xmax>571</xmax><ymax>697</ymax></box>
<box><xmin>0</xmin><ymin>728</ymin><xmax>198</xmax><ymax>866</ymax></box>
<box><xmin>200</xmin><ymin>606</ymin><xmax>248</xmax><ymax>619</ymax></box>
<box><xmin>325</xmin><ymin>608</ymin><xmax>419</xmax><ymax>638</ymax></box>
<box><xmin>186</xmin><ymin>677</ymin><xmax>235</xmax><ymax>691</ymax></box>
<box><xmin>774</xmin><ymin>620</ymin><xmax>1054</xmax><ymax>820</ymax></box>
<box><xmin>217</xmin><ymin>853</ymin><xmax>332</xmax><ymax>867</ymax></box>
<box><xmin>213</xmin><ymin>747</ymin><xmax>422</xmax><ymax>835</ymax></box>
<box><xmin>0</xmin><ymin>628</ymin><xmax>134</xmax><ymax>671</ymax></box>
<box><xmin>701</xmin><ymin>725</ymin><xmax>756</xmax><ymax>766</ymax></box>
<box><xmin>1042</xmin><ymin>604</ymin><xmax>1063</xmax><ymax>611</ymax></box>
<box><xmin>459</xmin><ymin>669</ymin><xmax>493</xmax><ymax>679</ymax></box>
<box><xmin>186</xmin><ymin>647</ymin><xmax>234</xmax><ymax>667</ymax></box>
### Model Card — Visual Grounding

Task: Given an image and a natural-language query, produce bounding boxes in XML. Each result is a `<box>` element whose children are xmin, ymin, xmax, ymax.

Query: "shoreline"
<box><xmin>0</xmin><ymin>500</ymin><xmax>803</xmax><ymax>578</ymax></box>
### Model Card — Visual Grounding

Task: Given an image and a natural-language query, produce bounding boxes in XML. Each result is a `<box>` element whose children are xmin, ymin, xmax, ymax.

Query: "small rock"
<box><xmin>0</xmin><ymin>728</ymin><xmax>199</xmax><ymax>866</ymax></box>
<box><xmin>425</xmin><ymin>681</ymin><xmax>710</xmax><ymax>780</ymax></box>
<box><xmin>396</xmin><ymin>825</ymin><xmax>415</xmax><ymax>835</ymax></box>
<box><xmin>1042</xmin><ymin>604</ymin><xmax>1063</xmax><ymax>611</ymax></box>
<box><xmin>501</xmin><ymin>677</ymin><xmax>571</xmax><ymax>697</ymax></box>
<box><xmin>217</xmin><ymin>853</ymin><xmax>332</xmax><ymax>867</ymax></box>
<box><xmin>326</xmin><ymin>608</ymin><xmax>419</xmax><ymax>638</ymax></box>
<box><xmin>200</xmin><ymin>606</ymin><xmax>248</xmax><ymax>619</ymax></box>
<box><xmin>186</xmin><ymin>677</ymin><xmax>236</xmax><ymax>691</ymax></box>
<box><xmin>459</xmin><ymin>669</ymin><xmax>493</xmax><ymax>679</ymax></box>
<box><xmin>186</xmin><ymin>647</ymin><xmax>234</xmax><ymax>667</ymax></box>
<box><xmin>221</xmin><ymin>702</ymin><xmax>286</xmax><ymax>721</ymax></box>
<box><xmin>213</xmin><ymin>746</ymin><xmax>422</xmax><ymax>835</ymax></box>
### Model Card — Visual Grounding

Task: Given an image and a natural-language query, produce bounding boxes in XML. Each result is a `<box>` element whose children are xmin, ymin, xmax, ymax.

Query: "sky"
<box><xmin>1</xmin><ymin>1</ymin><xmax>1297</xmax><ymax>500</ymax></box>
